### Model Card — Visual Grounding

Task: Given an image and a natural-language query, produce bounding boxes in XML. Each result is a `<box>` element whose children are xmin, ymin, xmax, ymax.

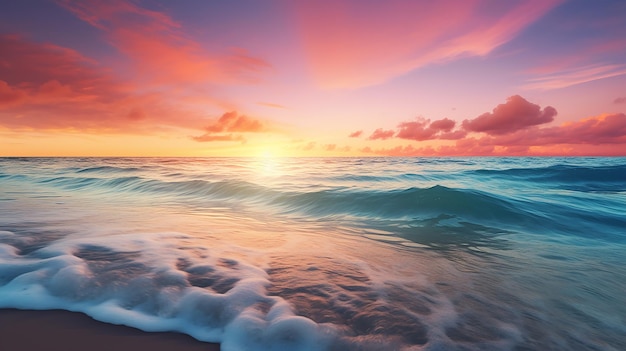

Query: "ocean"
<box><xmin>0</xmin><ymin>157</ymin><xmax>624</xmax><ymax>350</ymax></box>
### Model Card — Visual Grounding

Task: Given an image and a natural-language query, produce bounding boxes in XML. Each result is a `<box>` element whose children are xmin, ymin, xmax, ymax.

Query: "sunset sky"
<box><xmin>1</xmin><ymin>0</ymin><xmax>625</xmax><ymax>156</ymax></box>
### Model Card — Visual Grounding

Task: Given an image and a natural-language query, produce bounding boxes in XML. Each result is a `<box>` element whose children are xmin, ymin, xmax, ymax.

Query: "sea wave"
<box><xmin>470</xmin><ymin>164</ymin><xmax>626</xmax><ymax>192</ymax></box>
<box><xmin>1</xmin><ymin>157</ymin><xmax>625</xmax><ymax>350</ymax></box>
<box><xmin>30</xmin><ymin>172</ymin><xmax>529</xmax><ymax>221</ymax></box>
<box><xmin>0</xmin><ymin>161</ymin><xmax>618</xmax><ymax>243</ymax></box>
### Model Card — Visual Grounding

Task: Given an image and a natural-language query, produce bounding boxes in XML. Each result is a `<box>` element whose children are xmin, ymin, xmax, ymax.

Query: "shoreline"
<box><xmin>0</xmin><ymin>309</ymin><xmax>220</xmax><ymax>351</ymax></box>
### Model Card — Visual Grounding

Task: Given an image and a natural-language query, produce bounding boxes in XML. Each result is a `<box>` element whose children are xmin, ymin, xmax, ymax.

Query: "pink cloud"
<box><xmin>358</xmin><ymin>96</ymin><xmax>626</xmax><ymax>156</ymax></box>
<box><xmin>614</xmin><ymin>96</ymin><xmax>626</xmax><ymax>104</ymax></box>
<box><xmin>357</xmin><ymin>96</ymin><xmax>558</xmax><ymax>148</ymax></box>
<box><xmin>58</xmin><ymin>0</ymin><xmax>270</xmax><ymax>85</ymax></box>
<box><xmin>396</xmin><ymin>117</ymin><xmax>465</xmax><ymax>141</ymax></box>
<box><xmin>429</xmin><ymin>118</ymin><xmax>456</xmax><ymax>131</ymax></box>
<box><xmin>396</xmin><ymin>119</ymin><xmax>435</xmax><ymax>141</ymax></box>
<box><xmin>466</xmin><ymin>113</ymin><xmax>626</xmax><ymax>150</ymax></box>
<box><xmin>462</xmin><ymin>95</ymin><xmax>557</xmax><ymax>135</ymax></box>
<box><xmin>368</xmin><ymin>128</ymin><xmax>395</xmax><ymax>140</ymax></box>
<box><xmin>292</xmin><ymin>0</ymin><xmax>562</xmax><ymax>88</ymax></box>
<box><xmin>456</xmin><ymin>113</ymin><xmax>626</xmax><ymax>154</ymax></box>
<box><xmin>348</xmin><ymin>130</ymin><xmax>363</xmax><ymax>138</ymax></box>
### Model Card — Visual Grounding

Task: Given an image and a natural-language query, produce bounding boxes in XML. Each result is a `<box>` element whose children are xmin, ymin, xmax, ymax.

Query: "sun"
<box><xmin>260</xmin><ymin>149</ymin><xmax>276</xmax><ymax>159</ymax></box>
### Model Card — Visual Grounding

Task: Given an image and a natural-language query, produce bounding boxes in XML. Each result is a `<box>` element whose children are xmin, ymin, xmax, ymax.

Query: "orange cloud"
<box><xmin>292</xmin><ymin>0</ymin><xmax>562</xmax><ymax>88</ymax></box>
<box><xmin>204</xmin><ymin>111</ymin><xmax>264</xmax><ymax>133</ymax></box>
<box><xmin>58</xmin><ymin>0</ymin><xmax>270</xmax><ymax>85</ymax></box>
<box><xmin>462</xmin><ymin>95</ymin><xmax>557</xmax><ymax>135</ymax></box>
<box><xmin>0</xmin><ymin>34</ymin><xmax>207</xmax><ymax>133</ymax></box>
<box><xmin>192</xmin><ymin>111</ymin><xmax>267</xmax><ymax>142</ymax></box>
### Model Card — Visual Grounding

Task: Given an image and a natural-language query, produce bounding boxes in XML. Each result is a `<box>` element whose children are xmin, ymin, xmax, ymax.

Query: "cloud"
<box><xmin>324</xmin><ymin>144</ymin><xmax>336</xmax><ymax>151</ymax></box>
<box><xmin>292</xmin><ymin>0</ymin><xmax>562</xmax><ymax>89</ymax></box>
<box><xmin>360</xmin><ymin>145</ymin><xmax>428</xmax><ymax>157</ymax></box>
<box><xmin>358</xmin><ymin>96</ymin><xmax>626</xmax><ymax>156</ymax></box>
<box><xmin>0</xmin><ymin>34</ymin><xmax>210</xmax><ymax>132</ymax></box>
<box><xmin>192</xmin><ymin>111</ymin><xmax>267</xmax><ymax>142</ymax></box>
<box><xmin>396</xmin><ymin>117</ymin><xmax>465</xmax><ymax>141</ymax></box>
<box><xmin>429</xmin><ymin>118</ymin><xmax>455</xmax><ymax>131</ymax></box>
<box><xmin>303</xmin><ymin>141</ymin><xmax>316</xmax><ymax>151</ymax></box>
<box><xmin>257</xmin><ymin>102</ymin><xmax>286</xmax><ymax>109</ymax></box>
<box><xmin>453</xmin><ymin>113</ymin><xmax>626</xmax><ymax>154</ymax></box>
<box><xmin>360</xmin><ymin>117</ymin><xmax>466</xmax><ymax>143</ymax></box>
<box><xmin>395</xmin><ymin>119</ymin><xmax>434</xmax><ymax>140</ymax></box>
<box><xmin>348</xmin><ymin>130</ymin><xmax>363</xmax><ymax>138</ymax></box>
<box><xmin>58</xmin><ymin>0</ymin><xmax>270</xmax><ymax>85</ymax></box>
<box><xmin>362</xmin><ymin>115</ymin><xmax>626</xmax><ymax>156</ymax></box>
<box><xmin>357</xmin><ymin>96</ymin><xmax>556</xmax><ymax>148</ymax></box>
<box><xmin>522</xmin><ymin>64</ymin><xmax>626</xmax><ymax>90</ymax></box>
<box><xmin>531</xmin><ymin>113</ymin><xmax>626</xmax><ymax>145</ymax></box>
<box><xmin>368</xmin><ymin>128</ymin><xmax>395</xmax><ymax>140</ymax></box>
<box><xmin>204</xmin><ymin>111</ymin><xmax>264</xmax><ymax>133</ymax></box>
<box><xmin>462</xmin><ymin>95</ymin><xmax>557</xmax><ymax>135</ymax></box>
<box><xmin>614</xmin><ymin>97</ymin><xmax>626</xmax><ymax>104</ymax></box>
<box><xmin>192</xmin><ymin>134</ymin><xmax>245</xmax><ymax>143</ymax></box>
<box><xmin>0</xmin><ymin>80</ymin><xmax>27</xmax><ymax>106</ymax></box>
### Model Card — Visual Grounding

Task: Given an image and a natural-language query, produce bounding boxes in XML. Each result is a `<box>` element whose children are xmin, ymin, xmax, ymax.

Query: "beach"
<box><xmin>0</xmin><ymin>309</ymin><xmax>220</xmax><ymax>351</ymax></box>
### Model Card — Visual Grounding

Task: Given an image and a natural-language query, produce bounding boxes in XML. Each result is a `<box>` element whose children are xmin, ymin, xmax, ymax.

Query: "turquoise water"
<box><xmin>0</xmin><ymin>157</ymin><xmax>624</xmax><ymax>350</ymax></box>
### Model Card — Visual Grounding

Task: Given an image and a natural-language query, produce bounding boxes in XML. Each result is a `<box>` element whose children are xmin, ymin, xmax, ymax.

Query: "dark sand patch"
<box><xmin>0</xmin><ymin>309</ymin><xmax>220</xmax><ymax>351</ymax></box>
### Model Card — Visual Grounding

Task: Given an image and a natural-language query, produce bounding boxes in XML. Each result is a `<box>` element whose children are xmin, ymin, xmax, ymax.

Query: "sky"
<box><xmin>1</xmin><ymin>0</ymin><xmax>625</xmax><ymax>157</ymax></box>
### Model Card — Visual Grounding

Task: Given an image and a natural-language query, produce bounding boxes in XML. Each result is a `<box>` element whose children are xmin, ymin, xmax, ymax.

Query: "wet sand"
<box><xmin>0</xmin><ymin>309</ymin><xmax>220</xmax><ymax>351</ymax></box>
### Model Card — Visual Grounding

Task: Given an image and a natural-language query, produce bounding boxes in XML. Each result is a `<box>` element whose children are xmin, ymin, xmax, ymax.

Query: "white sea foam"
<box><xmin>0</xmin><ymin>230</ymin><xmax>331</xmax><ymax>348</ymax></box>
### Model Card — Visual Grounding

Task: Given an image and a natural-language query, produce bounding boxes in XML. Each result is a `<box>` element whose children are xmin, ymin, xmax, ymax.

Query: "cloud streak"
<box><xmin>292</xmin><ymin>0</ymin><xmax>562</xmax><ymax>89</ymax></box>
<box><xmin>523</xmin><ymin>64</ymin><xmax>626</xmax><ymax>90</ymax></box>
<box><xmin>58</xmin><ymin>0</ymin><xmax>270</xmax><ymax>85</ymax></box>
